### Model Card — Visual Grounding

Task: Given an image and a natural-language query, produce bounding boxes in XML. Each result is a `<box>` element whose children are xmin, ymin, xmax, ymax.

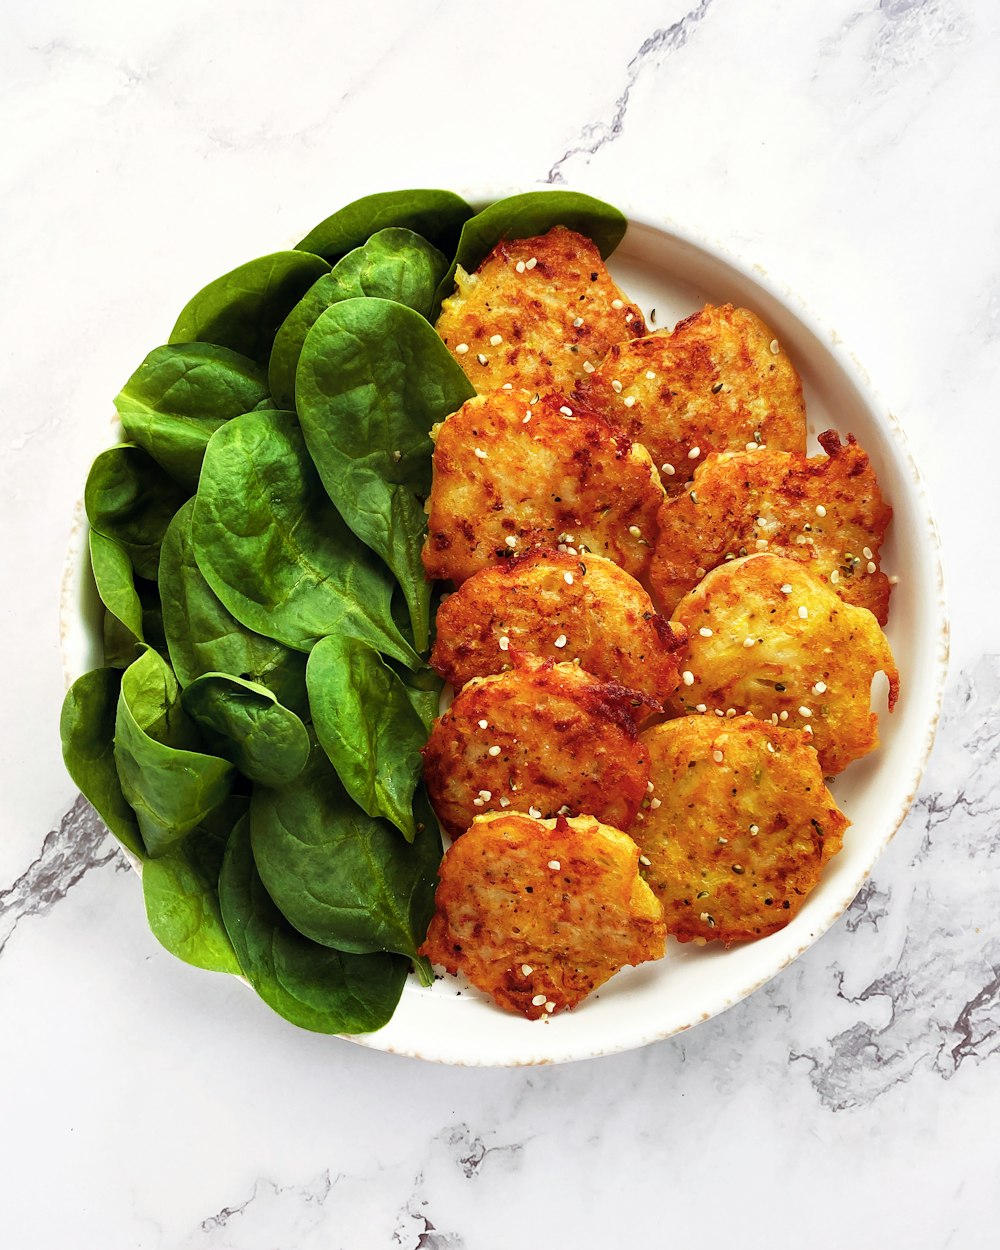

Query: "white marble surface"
<box><xmin>2</xmin><ymin>0</ymin><xmax>999</xmax><ymax>1244</ymax></box>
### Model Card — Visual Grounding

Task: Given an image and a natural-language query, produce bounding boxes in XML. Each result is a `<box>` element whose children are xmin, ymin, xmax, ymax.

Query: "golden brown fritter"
<box><xmin>635</xmin><ymin>717</ymin><xmax>849</xmax><ymax>945</ymax></box>
<box><xmin>430</xmin><ymin>547</ymin><xmax>686</xmax><ymax>705</ymax></box>
<box><xmin>419</xmin><ymin>811</ymin><xmax>665</xmax><ymax>1018</ymax></box>
<box><xmin>580</xmin><ymin>303</ymin><xmax>807</xmax><ymax>492</ymax></box>
<box><xmin>435</xmin><ymin>225</ymin><xmax>645</xmax><ymax>396</ymax></box>
<box><xmin>422</xmin><ymin>388</ymin><xmax>664</xmax><ymax>586</ymax></box>
<box><xmin>651</xmin><ymin>431</ymin><xmax>894</xmax><ymax>624</ymax></box>
<box><xmin>669</xmin><ymin>554</ymin><xmax>899</xmax><ymax>776</ymax></box>
<box><xmin>421</xmin><ymin>655</ymin><xmax>651</xmax><ymax>840</ymax></box>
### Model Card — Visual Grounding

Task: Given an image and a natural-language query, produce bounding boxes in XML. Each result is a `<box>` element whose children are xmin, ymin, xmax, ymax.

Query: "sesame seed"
<box><xmin>696</xmin><ymin>703</ymin><xmax>707</xmax><ymax>713</ymax></box>
<box><xmin>766</xmin><ymin>741</ymin><xmax>776</xmax><ymax>753</ymax></box>
<box><xmin>682</xmin><ymin>670</ymin><xmax>695</xmax><ymax>686</ymax></box>
<box><xmin>726</xmin><ymin>707</ymin><xmax>737</xmax><ymax>718</ymax></box>
<box><xmin>548</xmin><ymin>860</ymin><xmax>561</xmax><ymax>871</ymax></box>
<box><xmin>771</xmin><ymin>713</ymin><xmax>779</xmax><ymax>725</ymax></box>
<box><xmin>478</xmin><ymin>719</ymin><xmax>488</xmax><ymax>729</ymax></box>
<box><xmin>528</xmin><ymin>806</ymin><xmax>542</xmax><ymax>819</ymax></box>
<box><xmin>699</xmin><ymin>627</ymin><xmax>713</xmax><ymax>637</ymax></box>
<box><xmin>749</xmin><ymin>824</ymin><xmax>759</xmax><ymax>834</ymax></box>
<box><xmin>489</xmin><ymin>334</ymin><xmax>503</xmax><ymax>347</ymax></box>
<box><xmin>559</xmin><ymin>405</ymin><xmax>574</xmax><ymax>416</ymax></box>
<box><xmin>889</xmin><ymin>574</ymin><xmax>900</xmax><ymax>585</ymax></box>
<box><xmin>799</xmin><ymin>706</ymin><xmax>812</xmax><ymax>718</ymax></box>
<box><xmin>755</xmin><ymin>539</ymin><xmax>769</xmax><ymax>550</ymax></box>
<box><xmin>779</xmin><ymin>710</ymin><xmax>789</xmax><ymax>721</ymax></box>
<box><xmin>611</xmin><ymin>299</ymin><xmax>624</xmax><ymax>309</ymax></box>
<box><xmin>476</xmin><ymin>353</ymin><xmax>488</xmax><ymax>365</ymax></box>
<box><xmin>521</xmin><ymin>964</ymin><xmax>533</xmax><ymax>975</ymax></box>
<box><xmin>572</xmin><ymin>316</ymin><xmax>584</xmax><ymax>328</ymax></box>
<box><xmin>770</xmin><ymin>339</ymin><xmax>780</xmax><ymax>354</ymax></box>
<box><xmin>488</xmin><ymin>745</ymin><xmax>501</xmax><ymax>757</ymax></box>
<box><xmin>688</xmin><ymin>446</ymin><xmax>701</xmax><ymax>459</ymax></box>
<box><xmin>798</xmin><ymin>606</ymin><xmax>808</xmax><ymax>619</ymax></box>
<box><xmin>499</xmin><ymin>795</ymin><xmax>511</xmax><ymax>808</ymax></box>
<box><xmin>474</xmin><ymin>447</ymin><xmax>488</xmax><ymax>459</ymax></box>
<box><xmin>455</xmin><ymin>342</ymin><xmax>469</xmax><ymax>354</ymax></box>
<box><xmin>623</xmin><ymin>395</ymin><xmax>637</xmax><ymax>408</ymax></box>
<box><xmin>545</xmin><ymin>1001</ymin><xmax>555</xmax><ymax>1013</ymax></box>
<box><xmin>628</xmin><ymin>525</ymin><xmax>642</xmax><ymax>538</ymax></box>
<box><xmin>712</xmin><ymin>749</ymin><xmax>724</xmax><ymax>763</ymax></box>
<box><xmin>554</xmin><ymin>634</ymin><xmax>567</xmax><ymax>648</ymax></box>
<box><xmin>780</xmin><ymin>583</ymin><xmax>793</xmax><ymax>594</ymax></box>
<box><xmin>816</xmin><ymin>505</ymin><xmax>827</xmax><ymax>518</ymax></box>
<box><xmin>478</xmin><ymin>790</ymin><xmax>492</xmax><ymax>802</ymax></box>
<box><xmin>522</xmin><ymin>413</ymin><xmax>532</xmax><ymax>424</ymax></box>
<box><xmin>830</xmin><ymin>569</ymin><xmax>840</xmax><ymax>584</ymax></box>
<box><xmin>472</xmin><ymin>797</ymin><xmax>484</xmax><ymax>807</ymax></box>
<box><xmin>867</xmin><ymin>561</ymin><xmax>877</xmax><ymax>574</ymax></box>
<box><xmin>700</xmin><ymin>912</ymin><xmax>712</xmax><ymax>922</ymax></box>
<box><xmin>646</xmin><ymin>370</ymin><xmax>656</xmax><ymax>380</ymax></box>
<box><xmin>639</xmin><ymin>855</ymin><xmax>652</xmax><ymax>866</ymax></box>
<box><xmin>745</xmin><ymin>443</ymin><xmax>759</xmax><ymax>453</ymax></box>
<box><xmin>650</xmin><ymin>797</ymin><xmax>661</xmax><ymax>810</ymax></box>
<box><xmin>499</xmin><ymin>636</ymin><xmax>510</xmax><ymax>651</ymax></box>
<box><xmin>392</xmin><ymin>450</ymin><xmax>402</xmax><ymax>462</ymax></box>
<box><xmin>804</xmin><ymin>724</ymin><xmax>814</xmax><ymax>735</ymax></box>
<box><xmin>502</xmin><ymin>383</ymin><xmax>513</xmax><ymax>390</ymax></box>
<box><xmin>625</xmin><ymin>313</ymin><xmax>634</xmax><ymax>323</ymax></box>
<box><xmin>504</xmin><ymin>535</ymin><xmax>517</xmax><ymax>548</ymax></box>
<box><xmin>611</xmin><ymin>380</ymin><xmax>623</xmax><ymax>393</ymax></box>
<box><xmin>716</xmin><ymin>836</ymin><xmax>727</xmax><ymax>845</ymax></box>
<box><xmin>813</xmin><ymin>681</ymin><xmax>827</xmax><ymax>694</ymax></box>
<box><xmin>863</xmin><ymin>546</ymin><xmax>873</xmax><ymax>560</ymax></box>
<box><xmin>583</xmin><ymin>360</ymin><xmax>595</xmax><ymax>373</ymax></box>
<box><xmin>662</xmin><ymin>463</ymin><xmax>676</xmax><ymax>475</ymax></box>
<box><xmin>525</xmin><ymin>257</ymin><xmax>537</xmax><ymax>270</ymax></box>
<box><xmin>564</xmin><ymin>572</ymin><xmax>574</xmax><ymax>585</ymax></box>
<box><xmin>648</xmin><ymin>781</ymin><xmax>655</xmax><ymax>794</ymax></box>
<box><xmin>743</xmin><ymin>636</ymin><xmax>755</xmax><ymax>648</ymax></box>
<box><xmin>715</xmin><ymin>709</ymin><xmax>725</xmax><ymax>717</ymax></box>
<box><xmin>515</xmin><ymin>260</ymin><xmax>526</xmax><ymax>274</ymax></box>
<box><xmin>532</xmin><ymin>993</ymin><xmax>546</xmax><ymax>1006</ymax></box>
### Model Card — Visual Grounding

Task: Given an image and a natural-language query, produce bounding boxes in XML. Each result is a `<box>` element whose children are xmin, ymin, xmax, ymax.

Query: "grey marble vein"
<box><xmin>545</xmin><ymin>0</ymin><xmax>714</xmax><ymax>184</ymax></box>
<box><xmin>0</xmin><ymin>794</ymin><xmax>121</xmax><ymax>958</ymax></box>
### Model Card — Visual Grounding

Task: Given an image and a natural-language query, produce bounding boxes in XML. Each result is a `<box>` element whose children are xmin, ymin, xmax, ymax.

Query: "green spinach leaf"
<box><xmin>169</xmin><ymin>251</ymin><xmax>330</xmax><ymax>368</ymax></box>
<box><xmin>115</xmin><ymin>343</ymin><xmax>269</xmax><ymax>489</ymax></box>
<box><xmin>220</xmin><ymin>814</ymin><xmax>408</xmax><ymax>1034</ymax></box>
<box><xmin>142</xmin><ymin>795</ymin><xmax>247</xmax><ymax>974</ymax></box>
<box><xmin>192</xmin><ymin>409</ymin><xmax>418</xmax><ymax>665</ymax></box>
<box><xmin>307</xmin><ymin>635</ymin><xmax>427</xmax><ymax>841</ymax></box>
<box><xmin>182</xmin><ymin>673</ymin><xmax>309</xmax><ymax>787</ymax></box>
<box><xmin>434</xmin><ymin>189</ymin><xmax>628</xmax><ymax>311</ymax></box>
<box><xmin>115</xmin><ymin>649</ymin><xmax>234</xmax><ymax>856</ymax></box>
<box><xmin>296</xmin><ymin>188</ymin><xmax>472</xmax><ymax>263</ymax></box>
<box><xmin>159</xmin><ymin>499</ymin><xmax>308</xmax><ymax>714</ymax></box>
<box><xmin>250</xmin><ymin>740</ymin><xmax>440</xmax><ymax>980</ymax></box>
<box><xmin>296</xmin><ymin>298</ymin><xmax>474</xmax><ymax>649</ymax></box>
<box><xmin>85</xmin><ymin>444</ymin><xmax>189</xmax><ymax>580</ymax></box>
<box><xmin>268</xmin><ymin>228</ymin><xmax>449</xmax><ymax>409</ymax></box>
<box><xmin>90</xmin><ymin>530</ymin><xmax>145</xmax><ymax>668</ymax></box>
<box><xmin>60</xmin><ymin>668</ymin><xmax>144</xmax><ymax>858</ymax></box>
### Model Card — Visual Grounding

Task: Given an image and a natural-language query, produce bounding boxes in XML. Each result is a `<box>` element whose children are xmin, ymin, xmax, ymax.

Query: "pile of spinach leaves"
<box><xmin>60</xmin><ymin>188</ymin><xmax>627</xmax><ymax>1035</ymax></box>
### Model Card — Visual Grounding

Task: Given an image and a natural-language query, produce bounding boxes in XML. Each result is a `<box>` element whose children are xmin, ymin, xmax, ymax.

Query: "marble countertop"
<box><xmin>3</xmin><ymin>1</ymin><xmax>998</xmax><ymax>1244</ymax></box>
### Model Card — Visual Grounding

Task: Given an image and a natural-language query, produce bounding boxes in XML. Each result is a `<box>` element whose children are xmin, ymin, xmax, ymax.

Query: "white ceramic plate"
<box><xmin>62</xmin><ymin>199</ymin><xmax>948</xmax><ymax>1066</ymax></box>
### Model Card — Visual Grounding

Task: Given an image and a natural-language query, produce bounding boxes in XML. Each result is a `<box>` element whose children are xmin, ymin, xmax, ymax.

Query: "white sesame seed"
<box><xmin>699</xmin><ymin>627</ymin><xmax>713</xmax><ymax>637</ymax></box>
<box><xmin>583</xmin><ymin>360</ymin><xmax>595</xmax><ymax>372</ymax></box>
<box><xmin>545</xmin><ymin>1001</ymin><xmax>555</xmax><ymax>1013</ymax></box>
<box><xmin>455</xmin><ymin>342</ymin><xmax>469</xmax><ymax>354</ymax></box>
<box><xmin>489</xmin><ymin>334</ymin><xmax>503</xmax><ymax>347</ymax></box>
<box><xmin>696</xmin><ymin>703</ymin><xmax>707</xmax><ymax>713</ymax></box>
<box><xmin>650</xmin><ymin>797</ymin><xmax>661</xmax><ymax>810</ymax></box>
<box><xmin>532</xmin><ymin>993</ymin><xmax>546</xmax><ymax>1006</ymax></box>
<box><xmin>525</xmin><ymin>257</ymin><xmax>537</xmax><ymax>270</ymax></box>
<box><xmin>611</xmin><ymin>380</ymin><xmax>623</xmax><ymax>393</ymax></box>
<box><xmin>717</xmin><ymin>836</ymin><xmax>727</xmax><ymax>845</ymax></box>
<box><xmin>499</xmin><ymin>636</ymin><xmax>510</xmax><ymax>651</ymax></box>
<box><xmin>662</xmin><ymin>463</ymin><xmax>676</xmax><ymax>475</ymax></box>
<box><xmin>863</xmin><ymin>546</ymin><xmax>873</xmax><ymax>560</ymax></box>
<box><xmin>528</xmin><ymin>806</ymin><xmax>542</xmax><ymax>819</ymax></box>
<box><xmin>770</xmin><ymin>339</ymin><xmax>780</xmax><ymax>354</ymax></box>
<box><xmin>622</xmin><ymin>395</ymin><xmax>636</xmax><ymax>408</ymax></box>
<box><xmin>488</xmin><ymin>745</ymin><xmax>501</xmax><ymax>757</ymax></box>
<box><xmin>799</xmin><ymin>706</ymin><xmax>812</xmax><ymax>718</ymax></box>
<box><xmin>504</xmin><ymin>535</ymin><xmax>517</xmax><ymax>548</ymax></box>
<box><xmin>522</xmin><ymin>413</ymin><xmax>532</xmax><ymax>424</ymax></box>
<box><xmin>472</xmin><ymin>797</ymin><xmax>484</xmax><ymax>807</ymax></box>
<box><xmin>682</xmin><ymin>670</ymin><xmax>695</xmax><ymax>686</ymax></box>
<box><xmin>889</xmin><ymin>574</ymin><xmax>899</xmax><ymax>585</ymax></box>
<box><xmin>521</xmin><ymin>964</ymin><xmax>533</xmax><ymax>975</ymax></box>
<box><xmin>813</xmin><ymin>681</ymin><xmax>827</xmax><ymax>694</ymax></box>
<box><xmin>474</xmin><ymin>447</ymin><xmax>488</xmax><ymax>459</ymax></box>
<box><xmin>712</xmin><ymin>749</ymin><xmax>724</xmax><ymax>763</ymax></box>
<box><xmin>743</xmin><ymin>636</ymin><xmax>756</xmax><ymax>648</ymax></box>
<box><xmin>816</xmin><ymin>505</ymin><xmax>827</xmax><ymax>518</ymax></box>
<box><xmin>515</xmin><ymin>260</ymin><xmax>526</xmax><ymax>274</ymax></box>
<box><xmin>745</xmin><ymin>443</ymin><xmax>759</xmax><ymax>453</ymax></box>
<box><xmin>611</xmin><ymin>299</ymin><xmax>624</xmax><ymax>309</ymax></box>
<box><xmin>502</xmin><ymin>383</ymin><xmax>513</xmax><ymax>389</ymax></box>
<box><xmin>726</xmin><ymin>707</ymin><xmax>737</xmax><ymax>718</ymax></box>
<box><xmin>563</xmin><ymin>571</ymin><xmax>574</xmax><ymax>586</ymax></box>
<box><xmin>779</xmin><ymin>710</ymin><xmax>789</xmax><ymax>721</ymax></box>
<box><xmin>749</xmin><ymin>824</ymin><xmax>759</xmax><ymax>834</ymax></box>
<box><xmin>478</xmin><ymin>719</ymin><xmax>488</xmax><ymax>729</ymax></box>
<box><xmin>755</xmin><ymin>539</ymin><xmax>769</xmax><ymax>550</ymax></box>
<box><xmin>780</xmin><ymin>583</ymin><xmax>793</xmax><ymax>595</ymax></box>
<box><xmin>572</xmin><ymin>316</ymin><xmax>584</xmax><ymax>328</ymax></box>
<box><xmin>628</xmin><ymin>525</ymin><xmax>642</xmax><ymax>538</ymax></box>
<box><xmin>766</xmin><ymin>741</ymin><xmax>776</xmax><ymax>753</ymax></box>
<box><xmin>715</xmin><ymin>709</ymin><xmax>725</xmax><ymax>717</ymax></box>
<box><xmin>798</xmin><ymin>606</ymin><xmax>808</xmax><ymax>619</ymax></box>
<box><xmin>559</xmin><ymin>405</ymin><xmax>574</xmax><ymax>416</ymax></box>
<box><xmin>548</xmin><ymin>860</ymin><xmax>561</xmax><ymax>871</ymax></box>
<box><xmin>830</xmin><ymin>569</ymin><xmax>840</xmax><ymax>584</ymax></box>
<box><xmin>688</xmin><ymin>446</ymin><xmax>701</xmax><ymax>459</ymax></box>
<box><xmin>867</xmin><ymin>561</ymin><xmax>877</xmax><ymax>574</ymax></box>
<box><xmin>771</xmin><ymin>713</ymin><xmax>778</xmax><ymax>725</ymax></box>
<box><xmin>625</xmin><ymin>313</ymin><xmax>634</xmax><ymax>323</ymax></box>
<box><xmin>499</xmin><ymin>796</ymin><xmax>510</xmax><ymax>808</ymax></box>
<box><xmin>639</xmin><ymin>855</ymin><xmax>652</xmax><ymax>866</ymax></box>
<box><xmin>551</xmin><ymin>634</ymin><xmax>567</xmax><ymax>651</ymax></box>
<box><xmin>804</xmin><ymin>724</ymin><xmax>813</xmax><ymax>735</ymax></box>
<box><xmin>478</xmin><ymin>790</ymin><xmax>492</xmax><ymax>802</ymax></box>
<box><xmin>476</xmin><ymin>353</ymin><xmax>488</xmax><ymax>365</ymax></box>
<box><xmin>645</xmin><ymin>370</ymin><xmax>656</xmax><ymax>380</ymax></box>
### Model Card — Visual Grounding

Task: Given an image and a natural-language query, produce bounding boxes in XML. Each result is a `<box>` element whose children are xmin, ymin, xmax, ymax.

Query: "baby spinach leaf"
<box><xmin>250</xmin><ymin>740</ymin><xmax>440</xmax><ymax>981</ymax></box>
<box><xmin>296</xmin><ymin>188</ymin><xmax>472</xmax><ymax>263</ymax></box>
<box><xmin>307</xmin><ymin>635</ymin><xmax>427</xmax><ymax>841</ymax></box>
<box><xmin>169</xmin><ymin>251</ymin><xmax>330</xmax><ymax>369</ymax></box>
<box><xmin>434</xmin><ymin>189</ymin><xmax>628</xmax><ymax>311</ymax></box>
<box><xmin>115</xmin><ymin>649</ymin><xmax>234</xmax><ymax>856</ymax></box>
<box><xmin>192</xmin><ymin>409</ymin><xmax>418</xmax><ymax>665</ymax></box>
<box><xmin>60</xmin><ymin>668</ymin><xmax>144</xmax><ymax>858</ymax></box>
<box><xmin>159</xmin><ymin>500</ymin><xmax>308</xmax><ymax>715</ymax></box>
<box><xmin>296</xmin><ymin>299</ymin><xmax>475</xmax><ymax>650</ymax></box>
<box><xmin>220</xmin><ymin>814</ymin><xmax>408</xmax><ymax>1034</ymax></box>
<box><xmin>90</xmin><ymin>530</ymin><xmax>145</xmax><ymax>668</ymax></box>
<box><xmin>85</xmin><ymin>444</ymin><xmax>189</xmax><ymax>580</ymax></box>
<box><xmin>142</xmin><ymin>794</ymin><xmax>247</xmax><ymax>974</ymax></box>
<box><xmin>115</xmin><ymin>343</ymin><xmax>269</xmax><ymax>490</ymax></box>
<box><xmin>268</xmin><ymin>228</ymin><xmax>449</xmax><ymax>409</ymax></box>
<box><xmin>182</xmin><ymin>673</ymin><xmax>309</xmax><ymax>787</ymax></box>
<box><xmin>397</xmin><ymin>662</ymin><xmax>443</xmax><ymax>734</ymax></box>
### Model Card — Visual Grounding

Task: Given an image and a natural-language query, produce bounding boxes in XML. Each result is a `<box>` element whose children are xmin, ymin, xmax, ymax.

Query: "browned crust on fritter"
<box><xmin>579</xmin><ymin>303</ymin><xmax>807</xmax><ymax>492</ymax></box>
<box><xmin>419</xmin><ymin>811</ymin><xmax>665</xmax><ymax>1018</ymax></box>
<box><xmin>650</xmin><ymin>431</ymin><xmax>894</xmax><ymax>624</ymax></box>
<box><xmin>430</xmin><ymin>547</ymin><xmax>686</xmax><ymax>705</ymax></box>
<box><xmin>635</xmin><ymin>717</ymin><xmax>849</xmax><ymax>944</ymax></box>
<box><xmin>422</xmin><ymin>388</ymin><xmax>664</xmax><ymax>585</ymax></box>
<box><xmin>669</xmin><ymin>554</ymin><xmax>899</xmax><ymax>776</ymax></box>
<box><xmin>435</xmin><ymin>225</ymin><xmax>646</xmax><ymax>395</ymax></box>
<box><xmin>421</xmin><ymin>655</ymin><xmax>651</xmax><ymax>839</ymax></box>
